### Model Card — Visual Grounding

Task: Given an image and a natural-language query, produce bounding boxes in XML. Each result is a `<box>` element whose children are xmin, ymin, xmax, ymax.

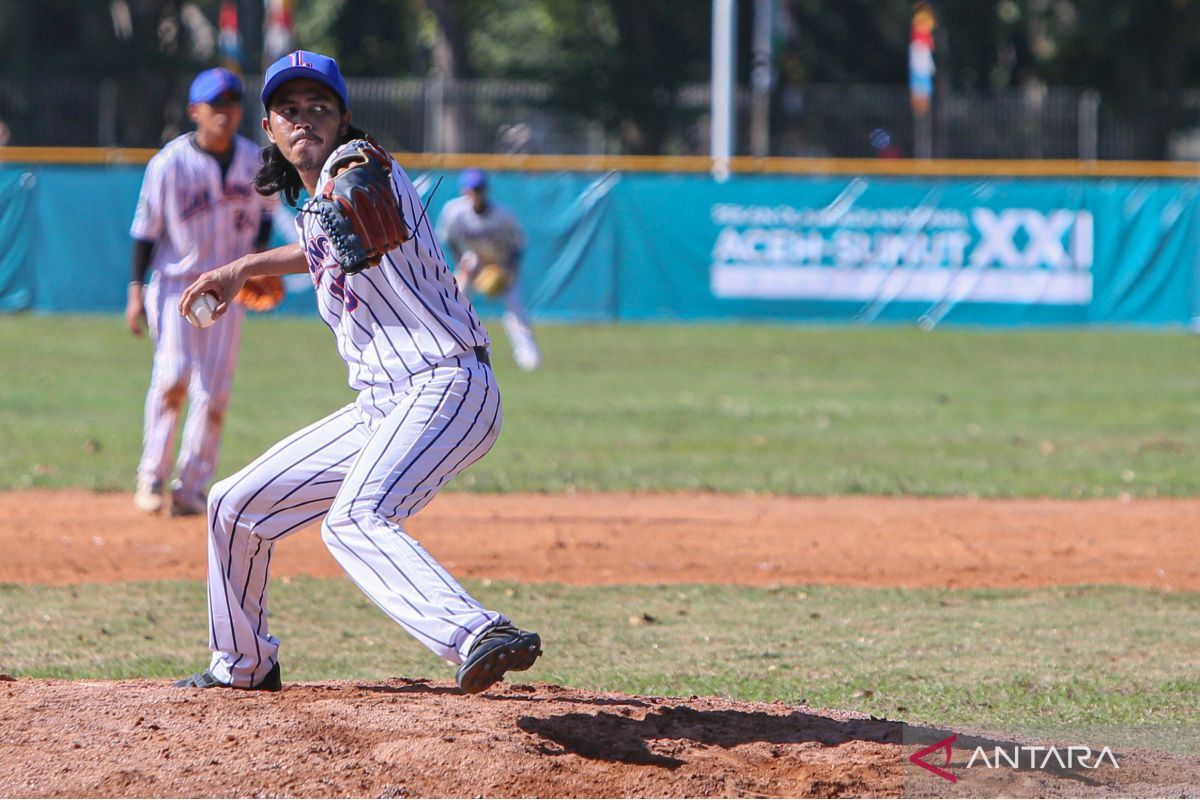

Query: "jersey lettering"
<box><xmin>304</xmin><ymin>233</ymin><xmax>337</xmax><ymax>274</ymax></box>
<box><xmin>180</xmin><ymin>189</ymin><xmax>213</xmax><ymax>222</ymax></box>
<box><xmin>329</xmin><ymin>271</ymin><xmax>359</xmax><ymax>312</ymax></box>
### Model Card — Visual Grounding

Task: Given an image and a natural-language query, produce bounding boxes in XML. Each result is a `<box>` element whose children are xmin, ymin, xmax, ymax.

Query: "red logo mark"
<box><xmin>910</xmin><ymin>734</ymin><xmax>958</xmax><ymax>783</ymax></box>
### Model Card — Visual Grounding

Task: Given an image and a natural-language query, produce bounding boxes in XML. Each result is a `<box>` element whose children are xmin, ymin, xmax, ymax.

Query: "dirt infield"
<box><xmin>2</xmin><ymin>489</ymin><xmax>1199</xmax><ymax>589</ymax></box>
<box><xmin>2</xmin><ymin>489</ymin><xmax>1198</xmax><ymax>798</ymax></box>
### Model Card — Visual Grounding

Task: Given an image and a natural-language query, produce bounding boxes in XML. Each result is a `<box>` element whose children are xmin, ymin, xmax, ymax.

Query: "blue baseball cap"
<box><xmin>189</xmin><ymin>68</ymin><xmax>243</xmax><ymax>105</ymax></box>
<box><xmin>459</xmin><ymin>168</ymin><xmax>488</xmax><ymax>190</ymax></box>
<box><xmin>261</xmin><ymin>50</ymin><xmax>348</xmax><ymax>110</ymax></box>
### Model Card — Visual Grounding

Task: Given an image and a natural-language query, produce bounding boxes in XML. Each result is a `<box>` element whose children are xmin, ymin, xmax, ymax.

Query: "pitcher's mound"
<box><xmin>1</xmin><ymin>677</ymin><xmax>900</xmax><ymax>797</ymax></box>
<box><xmin>1</xmin><ymin>678</ymin><xmax>1194</xmax><ymax>798</ymax></box>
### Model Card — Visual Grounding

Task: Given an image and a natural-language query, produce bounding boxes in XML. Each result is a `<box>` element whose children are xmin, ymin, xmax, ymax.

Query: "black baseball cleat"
<box><xmin>169</xmin><ymin>485</ymin><xmax>207</xmax><ymax>517</ymax></box>
<box><xmin>455</xmin><ymin>624</ymin><xmax>542</xmax><ymax>695</ymax></box>
<box><xmin>174</xmin><ymin>661</ymin><xmax>282</xmax><ymax>692</ymax></box>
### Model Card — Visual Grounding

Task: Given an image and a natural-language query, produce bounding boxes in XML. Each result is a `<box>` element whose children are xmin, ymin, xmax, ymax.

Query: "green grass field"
<box><xmin>3</xmin><ymin>315</ymin><xmax>1200</xmax><ymax>495</ymax></box>
<box><xmin>1</xmin><ymin>314</ymin><xmax>1198</xmax><ymax>752</ymax></box>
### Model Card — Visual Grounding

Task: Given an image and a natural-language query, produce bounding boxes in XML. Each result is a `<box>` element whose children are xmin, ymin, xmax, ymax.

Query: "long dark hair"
<box><xmin>254</xmin><ymin>123</ymin><xmax>367</xmax><ymax>206</ymax></box>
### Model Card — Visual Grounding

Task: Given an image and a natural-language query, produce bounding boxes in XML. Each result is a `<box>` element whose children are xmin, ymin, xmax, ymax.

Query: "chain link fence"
<box><xmin>0</xmin><ymin>72</ymin><xmax>1194</xmax><ymax>161</ymax></box>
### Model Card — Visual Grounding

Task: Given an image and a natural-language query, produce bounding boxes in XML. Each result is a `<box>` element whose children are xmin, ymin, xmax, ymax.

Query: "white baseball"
<box><xmin>186</xmin><ymin>293</ymin><xmax>218</xmax><ymax>329</ymax></box>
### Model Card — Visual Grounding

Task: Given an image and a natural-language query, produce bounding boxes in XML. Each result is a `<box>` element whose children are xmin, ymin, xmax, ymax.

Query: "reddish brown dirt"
<box><xmin>1</xmin><ymin>678</ymin><xmax>1193</xmax><ymax>799</ymax></box>
<box><xmin>1</xmin><ymin>489</ymin><xmax>1197</xmax><ymax>589</ymax></box>
<box><xmin>1</xmin><ymin>489</ymin><xmax>1197</xmax><ymax>798</ymax></box>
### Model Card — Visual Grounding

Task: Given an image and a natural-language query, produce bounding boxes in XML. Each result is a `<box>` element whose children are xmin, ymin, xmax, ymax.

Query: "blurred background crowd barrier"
<box><xmin>5</xmin><ymin>72</ymin><xmax>1195</xmax><ymax>161</ymax></box>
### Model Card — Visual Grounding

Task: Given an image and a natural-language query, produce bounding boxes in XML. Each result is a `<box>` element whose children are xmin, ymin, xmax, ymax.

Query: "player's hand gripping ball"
<box><xmin>185</xmin><ymin>292</ymin><xmax>218</xmax><ymax>328</ymax></box>
<box><xmin>305</xmin><ymin>137</ymin><xmax>411</xmax><ymax>275</ymax></box>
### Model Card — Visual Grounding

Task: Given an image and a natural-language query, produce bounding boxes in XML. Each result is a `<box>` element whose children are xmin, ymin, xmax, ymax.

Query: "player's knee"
<box><xmin>323</xmin><ymin>501</ymin><xmax>354</xmax><ymax>534</ymax></box>
<box><xmin>207</xmin><ymin>476</ymin><xmax>244</xmax><ymax>532</ymax></box>
<box><xmin>323</xmin><ymin>497</ymin><xmax>382</xmax><ymax>541</ymax></box>
<box><xmin>162</xmin><ymin>380</ymin><xmax>188</xmax><ymax>410</ymax></box>
<box><xmin>206</xmin><ymin>407</ymin><xmax>225</xmax><ymax>427</ymax></box>
<box><xmin>319</xmin><ymin>513</ymin><xmax>363</xmax><ymax>552</ymax></box>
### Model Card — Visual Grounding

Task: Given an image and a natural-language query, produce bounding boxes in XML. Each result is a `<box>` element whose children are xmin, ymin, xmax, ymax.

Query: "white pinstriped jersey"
<box><xmin>131</xmin><ymin>134</ymin><xmax>276</xmax><ymax>282</ymax></box>
<box><xmin>435</xmin><ymin>195</ymin><xmax>525</xmax><ymax>269</ymax></box>
<box><xmin>297</xmin><ymin>157</ymin><xmax>490</xmax><ymax>393</ymax></box>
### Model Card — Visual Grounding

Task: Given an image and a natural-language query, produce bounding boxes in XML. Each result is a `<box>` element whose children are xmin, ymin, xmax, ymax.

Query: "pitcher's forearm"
<box><xmin>228</xmin><ymin>243</ymin><xmax>308</xmax><ymax>280</ymax></box>
<box><xmin>178</xmin><ymin>245</ymin><xmax>305</xmax><ymax>320</ymax></box>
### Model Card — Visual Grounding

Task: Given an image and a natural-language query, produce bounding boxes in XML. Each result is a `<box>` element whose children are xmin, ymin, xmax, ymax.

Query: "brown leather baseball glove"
<box><xmin>234</xmin><ymin>275</ymin><xmax>285</xmax><ymax>312</ymax></box>
<box><xmin>304</xmin><ymin>137</ymin><xmax>411</xmax><ymax>275</ymax></box>
<box><xmin>473</xmin><ymin>263</ymin><xmax>514</xmax><ymax>298</ymax></box>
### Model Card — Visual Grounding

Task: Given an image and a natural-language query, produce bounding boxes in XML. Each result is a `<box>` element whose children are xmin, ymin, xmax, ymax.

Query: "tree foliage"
<box><xmin>3</xmin><ymin>0</ymin><xmax>1200</xmax><ymax>156</ymax></box>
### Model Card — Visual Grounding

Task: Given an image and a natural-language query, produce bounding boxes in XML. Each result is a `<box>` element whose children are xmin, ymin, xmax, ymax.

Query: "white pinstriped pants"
<box><xmin>138</xmin><ymin>277</ymin><xmax>245</xmax><ymax>496</ymax></box>
<box><xmin>202</xmin><ymin>353</ymin><xmax>505</xmax><ymax>688</ymax></box>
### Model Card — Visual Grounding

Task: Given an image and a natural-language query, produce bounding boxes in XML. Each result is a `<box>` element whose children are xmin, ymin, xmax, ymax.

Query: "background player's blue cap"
<box><xmin>188</xmin><ymin>68</ymin><xmax>243</xmax><ymax>105</ymax></box>
<box><xmin>459</xmin><ymin>168</ymin><xmax>488</xmax><ymax>190</ymax></box>
<box><xmin>261</xmin><ymin>50</ymin><xmax>349</xmax><ymax>110</ymax></box>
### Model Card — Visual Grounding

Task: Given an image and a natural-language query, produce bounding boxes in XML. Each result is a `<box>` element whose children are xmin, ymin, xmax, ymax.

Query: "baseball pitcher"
<box><xmin>173</xmin><ymin>51</ymin><xmax>541</xmax><ymax>695</ymax></box>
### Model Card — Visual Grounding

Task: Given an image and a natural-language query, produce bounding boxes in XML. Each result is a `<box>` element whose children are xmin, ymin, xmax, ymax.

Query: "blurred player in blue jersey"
<box><xmin>436</xmin><ymin>169</ymin><xmax>541</xmax><ymax>371</ymax></box>
<box><xmin>127</xmin><ymin>68</ymin><xmax>275</xmax><ymax>516</ymax></box>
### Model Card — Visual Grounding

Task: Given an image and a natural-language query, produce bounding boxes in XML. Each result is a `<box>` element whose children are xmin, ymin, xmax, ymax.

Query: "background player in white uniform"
<box><xmin>174</xmin><ymin>50</ymin><xmax>541</xmax><ymax>694</ymax></box>
<box><xmin>436</xmin><ymin>169</ymin><xmax>542</xmax><ymax>371</ymax></box>
<box><xmin>127</xmin><ymin>68</ymin><xmax>276</xmax><ymax>516</ymax></box>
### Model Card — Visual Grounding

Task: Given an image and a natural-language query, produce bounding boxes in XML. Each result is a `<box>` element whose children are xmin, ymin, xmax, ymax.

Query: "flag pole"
<box><xmin>711</xmin><ymin>0</ymin><xmax>737</xmax><ymax>181</ymax></box>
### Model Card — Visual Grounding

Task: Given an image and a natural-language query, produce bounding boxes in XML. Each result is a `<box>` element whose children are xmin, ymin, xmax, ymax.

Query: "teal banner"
<box><xmin>31</xmin><ymin>167</ymin><xmax>144</xmax><ymax>312</ymax></box>
<box><xmin>414</xmin><ymin>171</ymin><xmax>1200</xmax><ymax>327</ymax></box>
<box><xmin>4</xmin><ymin>164</ymin><xmax>1199</xmax><ymax>328</ymax></box>
<box><xmin>0</xmin><ymin>169</ymin><xmax>36</xmax><ymax>312</ymax></box>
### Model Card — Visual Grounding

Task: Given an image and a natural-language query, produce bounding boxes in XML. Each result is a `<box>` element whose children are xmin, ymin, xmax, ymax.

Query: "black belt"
<box><xmin>473</xmin><ymin>346</ymin><xmax>491</xmax><ymax>367</ymax></box>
